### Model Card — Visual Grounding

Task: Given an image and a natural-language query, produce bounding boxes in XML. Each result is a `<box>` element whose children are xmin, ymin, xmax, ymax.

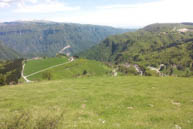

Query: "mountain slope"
<box><xmin>0</xmin><ymin>41</ymin><xmax>20</xmax><ymax>60</ymax></box>
<box><xmin>0</xmin><ymin>21</ymin><xmax>130</xmax><ymax>58</ymax></box>
<box><xmin>80</xmin><ymin>23</ymin><xmax>193</xmax><ymax>76</ymax></box>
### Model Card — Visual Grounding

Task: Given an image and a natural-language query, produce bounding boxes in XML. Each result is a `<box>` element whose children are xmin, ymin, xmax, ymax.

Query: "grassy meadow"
<box><xmin>0</xmin><ymin>76</ymin><xmax>193</xmax><ymax>129</ymax></box>
<box><xmin>24</xmin><ymin>57</ymin><xmax>68</xmax><ymax>76</ymax></box>
<box><xmin>24</xmin><ymin>58</ymin><xmax>112</xmax><ymax>81</ymax></box>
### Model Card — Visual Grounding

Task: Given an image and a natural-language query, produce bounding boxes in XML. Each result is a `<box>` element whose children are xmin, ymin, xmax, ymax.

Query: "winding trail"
<box><xmin>148</xmin><ymin>66</ymin><xmax>160</xmax><ymax>74</ymax></box>
<box><xmin>148</xmin><ymin>64</ymin><xmax>165</xmax><ymax>76</ymax></box>
<box><xmin>22</xmin><ymin>64</ymin><xmax>32</xmax><ymax>83</ymax></box>
<box><xmin>59</xmin><ymin>45</ymin><xmax>71</xmax><ymax>54</ymax></box>
<box><xmin>22</xmin><ymin>57</ymin><xmax>74</xmax><ymax>83</ymax></box>
<box><xmin>134</xmin><ymin>64</ymin><xmax>143</xmax><ymax>76</ymax></box>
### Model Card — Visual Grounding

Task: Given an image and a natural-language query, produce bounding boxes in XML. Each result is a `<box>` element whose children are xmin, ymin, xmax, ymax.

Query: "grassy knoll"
<box><xmin>0</xmin><ymin>76</ymin><xmax>193</xmax><ymax>129</ymax></box>
<box><xmin>24</xmin><ymin>57</ymin><xmax>68</xmax><ymax>76</ymax></box>
<box><xmin>27</xmin><ymin>59</ymin><xmax>112</xmax><ymax>81</ymax></box>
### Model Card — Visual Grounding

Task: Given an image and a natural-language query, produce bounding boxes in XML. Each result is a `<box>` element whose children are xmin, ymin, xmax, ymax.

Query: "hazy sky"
<box><xmin>0</xmin><ymin>0</ymin><xmax>192</xmax><ymax>28</ymax></box>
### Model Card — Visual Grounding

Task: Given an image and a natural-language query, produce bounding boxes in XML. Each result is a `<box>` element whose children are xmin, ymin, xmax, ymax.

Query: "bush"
<box><xmin>0</xmin><ymin>74</ymin><xmax>6</xmax><ymax>86</ymax></box>
<box><xmin>0</xmin><ymin>59</ymin><xmax>23</xmax><ymax>86</ymax></box>
<box><xmin>118</xmin><ymin>65</ymin><xmax>138</xmax><ymax>75</ymax></box>
<box><xmin>42</xmin><ymin>72</ymin><xmax>52</xmax><ymax>80</ymax></box>
<box><xmin>82</xmin><ymin>70</ymin><xmax>87</xmax><ymax>75</ymax></box>
<box><xmin>145</xmin><ymin>69</ymin><xmax>160</xmax><ymax>77</ymax></box>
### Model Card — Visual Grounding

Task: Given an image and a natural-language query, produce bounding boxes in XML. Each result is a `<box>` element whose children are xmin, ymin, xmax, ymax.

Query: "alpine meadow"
<box><xmin>0</xmin><ymin>0</ymin><xmax>193</xmax><ymax>129</ymax></box>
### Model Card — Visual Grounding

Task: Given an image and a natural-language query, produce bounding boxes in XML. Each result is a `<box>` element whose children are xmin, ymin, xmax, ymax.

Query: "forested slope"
<box><xmin>80</xmin><ymin>23</ymin><xmax>193</xmax><ymax>76</ymax></box>
<box><xmin>0</xmin><ymin>21</ymin><xmax>129</xmax><ymax>58</ymax></box>
<box><xmin>0</xmin><ymin>41</ymin><xmax>20</xmax><ymax>60</ymax></box>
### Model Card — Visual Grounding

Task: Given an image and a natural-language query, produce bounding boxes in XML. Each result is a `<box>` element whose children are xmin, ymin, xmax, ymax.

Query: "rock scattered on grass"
<box><xmin>171</xmin><ymin>100</ymin><xmax>181</xmax><ymax>106</ymax></box>
<box><xmin>148</xmin><ymin>104</ymin><xmax>154</xmax><ymax>107</ymax></box>
<box><xmin>99</xmin><ymin>118</ymin><xmax>106</xmax><ymax>124</ymax></box>
<box><xmin>175</xmin><ymin>124</ymin><xmax>182</xmax><ymax>129</ymax></box>
<box><xmin>127</xmin><ymin>107</ymin><xmax>134</xmax><ymax>110</ymax></box>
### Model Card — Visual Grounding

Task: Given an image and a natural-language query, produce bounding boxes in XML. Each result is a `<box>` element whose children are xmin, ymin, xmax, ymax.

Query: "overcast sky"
<box><xmin>0</xmin><ymin>0</ymin><xmax>192</xmax><ymax>28</ymax></box>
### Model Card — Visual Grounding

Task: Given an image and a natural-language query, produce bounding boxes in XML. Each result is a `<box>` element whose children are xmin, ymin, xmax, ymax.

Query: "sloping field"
<box><xmin>0</xmin><ymin>76</ymin><xmax>193</xmax><ymax>129</ymax></box>
<box><xmin>24</xmin><ymin>57</ymin><xmax>68</xmax><ymax>76</ymax></box>
<box><xmin>26</xmin><ymin>59</ymin><xmax>112</xmax><ymax>81</ymax></box>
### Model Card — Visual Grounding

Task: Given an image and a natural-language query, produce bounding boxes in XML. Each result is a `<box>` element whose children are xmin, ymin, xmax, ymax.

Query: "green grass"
<box><xmin>24</xmin><ymin>57</ymin><xmax>68</xmax><ymax>76</ymax></box>
<box><xmin>26</xmin><ymin>58</ymin><xmax>112</xmax><ymax>81</ymax></box>
<box><xmin>0</xmin><ymin>76</ymin><xmax>193</xmax><ymax>129</ymax></box>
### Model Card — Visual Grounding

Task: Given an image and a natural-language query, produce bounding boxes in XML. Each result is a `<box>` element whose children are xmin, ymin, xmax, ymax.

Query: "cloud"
<box><xmin>14</xmin><ymin>1</ymin><xmax>80</xmax><ymax>13</ymax></box>
<box><xmin>48</xmin><ymin>0</ymin><xmax>193</xmax><ymax>27</ymax></box>
<box><xmin>1</xmin><ymin>0</ymin><xmax>193</xmax><ymax>27</ymax></box>
<box><xmin>0</xmin><ymin>0</ymin><xmax>80</xmax><ymax>13</ymax></box>
<box><xmin>0</xmin><ymin>0</ymin><xmax>14</xmax><ymax>7</ymax></box>
<box><xmin>0</xmin><ymin>0</ymin><xmax>38</xmax><ymax>8</ymax></box>
<box><xmin>93</xmin><ymin>0</ymin><xmax>193</xmax><ymax>27</ymax></box>
<box><xmin>0</xmin><ymin>3</ymin><xmax>8</xmax><ymax>7</ymax></box>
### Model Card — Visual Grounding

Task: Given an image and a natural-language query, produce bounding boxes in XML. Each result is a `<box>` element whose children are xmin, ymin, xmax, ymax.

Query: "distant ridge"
<box><xmin>182</xmin><ymin>22</ymin><xmax>193</xmax><ymax>26</ymax></box>
<box><xmin>0</xmin><ymin>21</ymin><xmax>130</xmax><ymax>58</ymax></box>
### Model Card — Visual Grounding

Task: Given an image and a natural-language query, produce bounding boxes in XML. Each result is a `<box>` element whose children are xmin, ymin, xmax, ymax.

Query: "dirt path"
<box><xmin>59</xmin><ymin>45</ymin><xmax>71</xmax><ymax>54</ymax></box>
<box><xmin>134</xmin><ymin>64</ymin><xmax>143</xmax><ymax>76</ymax></box>
<box><xmin>22</xmin><ymin>57</ymin><xmax>74</xmax><ymax>83</ymax></box>
<box><xmin>21</xmin><ymin>64</ymin><xmax>32</xmax><ymax>83</ymax></box>
<box><xmin>148</xmin><ymin>66</ymin><xmax>160</xmax><ymax>73</ymax></box>
<box><xmin>148</xmin><ymin>64</ymin><xmax>165</xmax><ymax>76</ymax></box>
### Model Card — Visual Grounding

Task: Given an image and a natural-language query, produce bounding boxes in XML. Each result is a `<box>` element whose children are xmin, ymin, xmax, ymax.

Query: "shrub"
<box><xmin>42</xmin><ymin>72</ymin><xmax>52</xmax><ymax>80</ymax></box>
<box><xmin>82</xmin><ymin>70</ymin><xmax>87</xmax><ymax>75</ymax></box>
<box><xmin>0</xmin><ymin>74</ymin><xmax>6</xmax><ymax>86</ymax></box>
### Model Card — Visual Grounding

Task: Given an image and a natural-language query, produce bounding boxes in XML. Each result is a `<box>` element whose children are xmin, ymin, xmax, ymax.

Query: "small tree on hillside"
<box><xmin>82</xmin><ymin>70</ymin><xmax>87</xmax><ymax>75</ymax></box>
<box><xmin>0</xmin><ymin>74</ymin><xmax>6</xmax><ymax>86</ymax></box>
<box><xmin>42</xmin><ymin>72</ymin><xmax>52</xmax><ymax>80</ymax></box>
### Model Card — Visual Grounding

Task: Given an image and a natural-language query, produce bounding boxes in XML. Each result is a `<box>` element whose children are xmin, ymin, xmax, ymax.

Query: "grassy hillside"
<box><xmin>0</xmin><ymin>21</ymin><xmax>129</xmax><ymax>58</ymax></box>
<box><xmin>24</xmin><ymin>57</ymin><xmax>112</xmax><ymax>81</ymax></box>
<box><xmin>0</xmin><ymin>76</ymin><xmax>193</xmax><ymax>129</ymax></box>
<box><xmin>0</xmin><ymin>41</ymin><xmax>20</xmax><ymax>60</ymax></box>
<box><xmin>24</xmin><ymin>57</ymin><xmax>68</xmax><ymax>76</ymax></box>
<box><xmin>80</xmin><ymin>23</ymin><xmax>193</xmax><ymax>77</ymax></box>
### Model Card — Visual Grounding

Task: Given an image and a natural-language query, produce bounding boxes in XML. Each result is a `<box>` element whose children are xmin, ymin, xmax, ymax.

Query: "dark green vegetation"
<box><xmin>0</xmin><ymin>21</ymin><xmax>129</xmax><ymax>58</ymax></box>
<box><xmin>81</xmin><ymin>23</ymin><xmax>193</xmax><ymax>77</ymax></box>
<box><xmin>0</xmin><ymin>59</ymin><xmax>23</xmax><ymax>86</ymax></box>
<box><xmin>24</xmin><ymin>57</ymin><xmax>112</xmax><ymax>81</ymax></box>
<box><xmin>0</xmin><ymin>41</ymin><xmax>20</xmax><ymax>60</ymax></box>
<box><xmin>0</xmin><ymin>77</ymin><xmax>193</xmax><ymax>129</ymax></box>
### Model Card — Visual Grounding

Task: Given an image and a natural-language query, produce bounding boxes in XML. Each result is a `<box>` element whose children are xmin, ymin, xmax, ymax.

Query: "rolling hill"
<box><xmin>80</xmin><ymin>23</ymin><xmax>193</xmax><ymax>77</ymax></box>
<box><xmin>23</xmin><ymin>57</ymin><xmax>112</xmax><ymax>81</ymax></box>
<box><xmin>0</xmin><ymin>21</ymin><xmax>130</xmax><ymax>58</ymax></box>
